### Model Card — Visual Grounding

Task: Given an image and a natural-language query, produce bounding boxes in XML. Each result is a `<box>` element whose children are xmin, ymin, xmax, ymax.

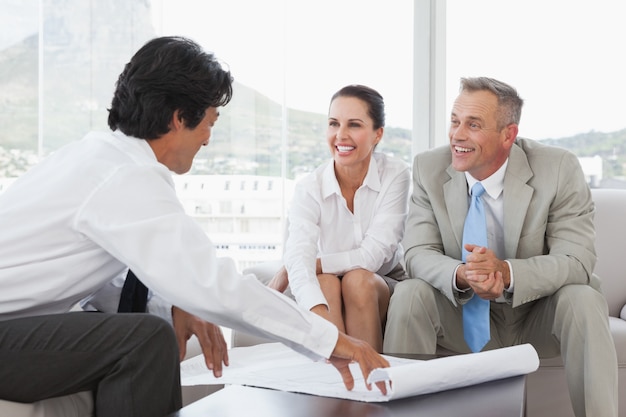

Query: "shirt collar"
<box><xmin>112</xmin><ymin>130</ymin><xmax>159</xmax><ymax>163</ymax></box>
<box><xmin>464</xmin><ymin>159</ymin><xmax>508</xmax><ymax>200</ymax></box>
<box><xmin>321</xmin><ymin>155</ymin><xmax>381</xmax><ymax>198</ymax></box>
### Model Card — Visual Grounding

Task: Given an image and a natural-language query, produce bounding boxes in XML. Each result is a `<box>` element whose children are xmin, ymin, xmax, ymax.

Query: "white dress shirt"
<box><xmin>284</xmin><ymin>153</ymin><xmax>410</xmax><ymax>311</ymax></box>
<box><xmin>0</xmin><ymin>131</ymin><xmax>338</xmax><ymax>361</ymax></box>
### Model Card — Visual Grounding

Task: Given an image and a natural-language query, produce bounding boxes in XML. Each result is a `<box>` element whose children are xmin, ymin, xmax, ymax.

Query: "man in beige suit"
<box><xmin>384</xmin><ymin>77</ymin><xmax>617</xmax><ymax>417</ymax></box>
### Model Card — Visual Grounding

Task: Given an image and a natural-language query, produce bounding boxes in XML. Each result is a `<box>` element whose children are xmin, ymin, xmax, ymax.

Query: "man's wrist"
<box><xmin>453</xmin><ymin>263</ymin><xmax>470</xmax><ymax>291</ymax></box>
<box><xmin>501</xmin><ymin>261</ymin><xmax>511</xmax><ymax>288</ymax></box>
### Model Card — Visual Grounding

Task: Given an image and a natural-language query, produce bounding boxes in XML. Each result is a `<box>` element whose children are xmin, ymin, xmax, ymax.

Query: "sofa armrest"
<box><xmin>621</xmin><ymin>305</ymin><xmax>626</xmax><ymax>320</ymax></box>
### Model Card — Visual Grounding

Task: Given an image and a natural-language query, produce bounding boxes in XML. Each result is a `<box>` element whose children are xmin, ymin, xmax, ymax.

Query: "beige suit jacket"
<box><xmin>402</xmin><ymin>138</ymin><xmax>599</xmax><ymax>308</ymax></box>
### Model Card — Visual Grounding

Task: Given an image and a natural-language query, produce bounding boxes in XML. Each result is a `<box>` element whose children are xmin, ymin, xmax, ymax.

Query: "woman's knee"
<box><xmin>342</xmin><ymin>269</ymin><xmax>375</xmax><ymax>290</ymax></box>
<box><xmin>342</xmin><ymin>270</ymin><xmax>385</xmax><ymax>303</ymax></box>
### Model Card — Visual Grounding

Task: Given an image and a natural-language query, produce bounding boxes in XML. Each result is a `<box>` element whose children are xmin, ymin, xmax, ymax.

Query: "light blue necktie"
<box><xmin>462</xmin><ymin>182</ymin><xmax>490</xmax><ymax>352</ymax></box>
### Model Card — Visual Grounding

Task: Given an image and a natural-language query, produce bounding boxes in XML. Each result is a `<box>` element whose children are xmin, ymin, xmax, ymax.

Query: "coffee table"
<box><xmin>168</xmin><ymin>373</ymin><xmax>526</xmax><ymax>417</ymax></box>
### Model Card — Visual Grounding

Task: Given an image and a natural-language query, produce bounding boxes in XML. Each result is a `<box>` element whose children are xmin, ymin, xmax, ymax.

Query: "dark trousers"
<box><xmin>0</xmin><ymin>312</ymin><xmax>182</xmax><ymax>417</ymax></box>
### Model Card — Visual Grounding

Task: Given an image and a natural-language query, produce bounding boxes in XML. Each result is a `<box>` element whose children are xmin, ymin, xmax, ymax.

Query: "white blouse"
<box><xmin>284</xmin><ymin>153</ymin><xmax>410</xmax><ymax>311</ymax></box>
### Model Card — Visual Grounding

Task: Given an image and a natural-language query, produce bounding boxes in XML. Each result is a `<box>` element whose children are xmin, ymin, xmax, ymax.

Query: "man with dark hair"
<box><xmin>0</xmin><ymin>36</ymin><xmax>388</xmax><ymax>417</ymax></box>
<box><xmin>384</xmin><ymin>77</ymin><xmax>618</xmax><ymax>417</ymax></box>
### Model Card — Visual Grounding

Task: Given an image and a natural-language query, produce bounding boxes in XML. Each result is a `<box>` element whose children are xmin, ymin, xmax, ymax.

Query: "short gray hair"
<box><xmin>459</xmin><ymin>77</ymin><xmax>524</xmax><ymax>129</ymax></box>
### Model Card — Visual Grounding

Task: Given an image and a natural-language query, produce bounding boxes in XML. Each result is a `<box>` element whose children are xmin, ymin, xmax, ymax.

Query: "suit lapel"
<box><xmin>503</xmin><ymin>144</ymin><xmax>534</xmax><ymax>258</ymax></box>
<box><xmin>444</xmin><ymin>165</ymin><xmax>469</xmax><ymax>251</ymax></box>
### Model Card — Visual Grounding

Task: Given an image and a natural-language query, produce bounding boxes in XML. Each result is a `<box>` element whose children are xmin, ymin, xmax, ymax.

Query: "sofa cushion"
<box><xmin>0</xmin><ymin>391</ymin><xmax>93</xmax><ymax>417</ymax></box>
<box><xmin>590</xmin><ymin>188</ymin><xmax>626</xmax><ymax>317</ymax></box>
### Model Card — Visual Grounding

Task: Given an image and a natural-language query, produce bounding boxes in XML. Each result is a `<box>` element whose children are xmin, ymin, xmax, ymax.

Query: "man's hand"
<box><xmin>458</xmin><ymin>244</ymin><xmax>510</xmax><ymax>299</ymax></box>
<box><xmin>267</xmin><ymin>266</ymin><xmax>289</xmax><ymax>292</ymax></box>
<box><xmin>328</xmin><ymin>332</ymin><xmax>390</xmax><ymax>395</ymax></box>
<box><xmin>171</xmin><ymin>306</ymin><xmax>228</xmax><ymax>377</ymax></box>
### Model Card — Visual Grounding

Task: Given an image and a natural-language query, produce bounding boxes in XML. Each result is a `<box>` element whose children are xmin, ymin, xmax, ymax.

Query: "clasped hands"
<box><xmin>457</xmin><ymin>244</ymin><xmax>511</xmax><ymax>300</ymax></box>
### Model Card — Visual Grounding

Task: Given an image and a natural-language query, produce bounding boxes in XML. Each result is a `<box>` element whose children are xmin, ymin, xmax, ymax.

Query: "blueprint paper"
<box><xmin>181</xmin><ymin>342</ymin><xmax>539</xmax><ymax>402</ymax></box>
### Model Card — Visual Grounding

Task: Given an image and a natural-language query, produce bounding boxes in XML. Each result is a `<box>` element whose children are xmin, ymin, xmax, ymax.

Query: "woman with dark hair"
<box><xmin>269</xmin><ymin>85</ymin><xmax>410</xmax><ymax>352</ymax></box>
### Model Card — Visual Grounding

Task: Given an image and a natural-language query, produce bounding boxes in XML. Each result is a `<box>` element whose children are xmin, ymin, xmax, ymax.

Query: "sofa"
<box><xmin>233</xmin><ymin>187</ymin><xmax>626</xmax><ymax>417</ymax></box>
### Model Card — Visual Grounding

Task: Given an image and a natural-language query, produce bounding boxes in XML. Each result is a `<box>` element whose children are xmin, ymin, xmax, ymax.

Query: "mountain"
<box><xmin>540</xmin><ymin>129</ymin><xmax>626</xmax><ymax>181</ymax></box>
<box><xmin>0</xmin><ymin>0</ymin><xmax>155</xmax><ymax>153</ymax></box>
<box><xmin>0</xmin><ymin>4</ymin><xmax>413</xmax><ymax>180</ymax></box>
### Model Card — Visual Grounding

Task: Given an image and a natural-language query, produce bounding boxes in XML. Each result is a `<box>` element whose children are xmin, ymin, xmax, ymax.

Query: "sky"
<box><xmin>0</xmin><ymin>0</ymin><xmax>38</xmax><ymax>50</ymax></box>
<box><xmin>151</xmin><ymin>0</ymin><xmax>414</xmax><ymax>128</ymax></box>
<box><xmin>446</xmin><ymin>0</ymin><xmax>626</xmax><ymax>139</ymax></box>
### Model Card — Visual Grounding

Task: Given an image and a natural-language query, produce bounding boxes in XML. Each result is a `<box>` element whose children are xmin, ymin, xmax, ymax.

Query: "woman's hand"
<box><xmin>267</xmin><ymin>265</ymin><xmax>289</xmax><ymax>293</ymax></box>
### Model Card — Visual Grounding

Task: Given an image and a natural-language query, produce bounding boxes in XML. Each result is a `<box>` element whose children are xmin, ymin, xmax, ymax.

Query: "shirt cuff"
<box><xmin>320</xmin><ymin>253</ymin><xmax>344</xmax><ymax>275</ymax></box>
<box><xmin>452</xmin><ymin>263</ymin><xmax>469</xmax><ymax>293</ymax></box>
<box><xmin>295</xmin><ymin>282</ymin><xmax>329</xmax><ymax>312</ymax></box>
<box><xmin>453</xmin><ymin>261</ymin><xmax>515</xmax><ymax>295</ymax></box>
<box><xmin>505</xmin><ymin>260</ymin><xmax>515</xmax><ymax>293</ymax></box>
<box><xmin>300</xmin><ymin>312</ymin><xmax>339</xmax><ymax>360</ymax></box>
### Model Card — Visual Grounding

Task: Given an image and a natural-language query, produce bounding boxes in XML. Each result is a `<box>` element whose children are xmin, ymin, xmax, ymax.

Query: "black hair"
<box><xmin>107</xmin><ymin>36</ymin><xmax>233</xmax><ymax>139</ymax></box>
<box><xmin>330</xmin><ymin>84</ymin><xmax>385</xmax><ymax>130</ymax></box>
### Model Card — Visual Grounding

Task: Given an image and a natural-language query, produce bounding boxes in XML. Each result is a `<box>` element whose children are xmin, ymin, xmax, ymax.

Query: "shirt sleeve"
<box><xmin>74</xmin><ymin>164</ymin><xmax>338</xmax><ymax>361</ymax></box>
<box><xmin>283</xmin><ymin>180</ymin><xmax>329</xmax><ymax>311</ymax></box>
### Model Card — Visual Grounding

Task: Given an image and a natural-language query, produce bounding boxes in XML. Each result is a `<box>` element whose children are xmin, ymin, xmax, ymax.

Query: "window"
<box><xmin>6</xmin><ymin>1</ymin><xmax>622</xmax><ymax>270</ymax></box>
<box><xmin>1</xmin><ymin>0</ymin><xmax>413</xmax><ymax>271</ymax></box>
<box><xmin>445</xmin><ymin>0</ymin><xmax>626</xmax><ymax>188</ymax></box>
